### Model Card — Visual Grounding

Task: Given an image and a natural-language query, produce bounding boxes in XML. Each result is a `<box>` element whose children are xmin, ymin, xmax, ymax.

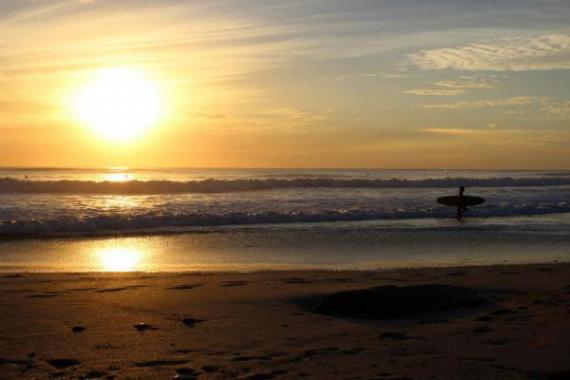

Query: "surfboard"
<box><xmin>437</xmin><ymin>196</ymin><xmax>485</xmax><ymax>207</ymax></box>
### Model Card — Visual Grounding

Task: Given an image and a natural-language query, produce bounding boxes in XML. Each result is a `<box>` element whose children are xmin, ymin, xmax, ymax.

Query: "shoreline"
<box><xmin>2</xmin><ymin>228</ymin><xmax>569</xmax><ymax>274</ymax></box>
<box><xmin>1</xmin><ymin>263</ymin><xmax>569</xmax><ymax>379</ymax></box>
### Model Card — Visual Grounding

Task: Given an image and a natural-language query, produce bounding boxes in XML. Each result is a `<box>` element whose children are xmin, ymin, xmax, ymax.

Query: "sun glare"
<box><xmin>72</xmin><ymin>67</ymin><xmax>162</xmax><ymax>142</ymax></box>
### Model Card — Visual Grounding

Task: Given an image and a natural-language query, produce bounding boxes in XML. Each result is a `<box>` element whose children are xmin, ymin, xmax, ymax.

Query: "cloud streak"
<box><xmin>422</xmin><ymin>127</ymin><xmax>570</xmax><ymax>146</ymax></box>
<box><xmin>434</xmin><ymin>79</ymin><xmax>496</xmax><ymax>89</ymax></box>
<box><xmin>405</xmin><ymin>77</ymin><xmax>496</xmax><ymax>97</ymax></box>
<box><xmin>423</xmin><ymin>96</ymin><xmax>537</xmax><ymax>109</ymax></box>
<box><xmin>541</xmin><ymin>100</ymin><xmax>570</xmax><ymax>120</ymax></box>
<box><xmin>404</xmin><ymin>88</ymin><xmax>465</xmax><ymax>96</ymax></box>
<box><xmin>422</xmin><ymin>128</ymin><xmax>486</xmax><ymax>135</ymax></box>
<box><xmin>409</xmin><ymin>34</ymin><xmax>570</xmax><ymax>71</ymax></box>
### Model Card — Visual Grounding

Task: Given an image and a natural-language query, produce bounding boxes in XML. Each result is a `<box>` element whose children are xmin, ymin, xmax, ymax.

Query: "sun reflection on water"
<box><xmin>96</xmin><ymin>247</ymin><xmax>146</xmax><ymax>272</ymax></box>
<box><xmin>103</xmin><ymin>172</ymin><xmax>131</xmax><ymax>182</ymax></box>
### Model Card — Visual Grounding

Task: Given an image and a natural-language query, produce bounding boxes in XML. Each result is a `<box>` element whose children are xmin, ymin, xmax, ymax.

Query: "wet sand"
<box><xmin>0</xmin><ymin>264</ymin><xmax>569</xmax><ymax>379</ymax></box>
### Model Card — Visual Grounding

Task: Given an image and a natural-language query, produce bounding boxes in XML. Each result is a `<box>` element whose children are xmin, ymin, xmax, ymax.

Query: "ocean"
<box><xmin>0</xmin><ymin>168</ymin><xmax>569</xmax><ymax>271</ymax></box>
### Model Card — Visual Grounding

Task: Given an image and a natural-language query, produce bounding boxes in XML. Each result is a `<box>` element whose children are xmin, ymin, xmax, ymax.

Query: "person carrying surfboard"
<box><xmin>436</xmin><ymin>186</ymin><xmax>485</xmax><ymax>220</ymax></box>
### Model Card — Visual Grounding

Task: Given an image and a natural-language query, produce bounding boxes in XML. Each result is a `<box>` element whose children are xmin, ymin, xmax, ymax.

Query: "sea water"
<box><xmin>0</xmin><ymin>168</ymin><xmax>568</xmax><ymax>271</ymax></box>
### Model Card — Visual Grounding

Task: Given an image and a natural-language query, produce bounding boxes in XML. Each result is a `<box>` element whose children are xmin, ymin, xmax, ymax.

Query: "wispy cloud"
<box><xmin>328</xmin><ymin>70</ymin><xmax>407</xmax><ymax>82</ymax></box>
<box><xmin>422</xmin><ymin>127</ymin><xmax>570</xmax><ymax>145</ymax></box>
<box><xmin>329</xmin><ymin>71</ymin><xmax>383</xmax><ymax>82</ymax></box>
<box><xmin>252</xmin><ymin>107</ymin><xmax>332</xmax><ymax>124</ymax></box>
<box><xmin>409</xmin><ymin>34</ymin><xmax>570</xmax><ymax>71</ymax></box>
<box><xmin>405</xmin><ymin>77</ymin><xmax>496</xmax><ymax>96</ymax></box>
<box><xmin>433</xmin><ymin>79</ymin><xmax>496</xmax><ymax>89</ymax></box>
<box><xmin>404</xmin><ymin>88</ymin><xmax>465</xmax><ymax>96</ymax></box>
<box><xmin>200</xmin><ymin>107</ymin><xmax>335</xmax><ymax>131</ymax></box>
<box><xmin>541</xmin><ymin>100</ymin><xmax>570</xmax><ymax>120</ymax></box>
<box><xmin>423</xmin><ymin>96</ymin><xmax>537</xmax><ymax>109</ymax></box>
<box><xmin>187</xmin><ymin>112</ymin><xmax>228</xmax><ymax>120</ymax></box>
<box><xmin>0</xmin><ymin>3</ymin><xmax>312</xmax><ymax>84</ymax></box>
<box><xmin>422</xmin><ymin>128</ymin><xmax>487</xmax><ymax>136</ymax></box>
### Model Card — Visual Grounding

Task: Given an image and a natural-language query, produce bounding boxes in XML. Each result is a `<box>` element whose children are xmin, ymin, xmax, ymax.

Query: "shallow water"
<box><xmin>1</xmin><ymin>220</ymin><xmax>569</xmax><ymax>272</ymax></box>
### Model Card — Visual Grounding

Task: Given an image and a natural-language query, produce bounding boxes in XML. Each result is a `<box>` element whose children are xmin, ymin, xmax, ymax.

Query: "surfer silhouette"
<box><xmin>436</xmin><ymin>186</ymin><xmax>485</xmax><ymax>221</ymax></box>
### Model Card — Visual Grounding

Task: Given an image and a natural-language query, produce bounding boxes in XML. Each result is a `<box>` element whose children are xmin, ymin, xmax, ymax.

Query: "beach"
<box><xmin>1</xmin><ymin>263</ymin><xmax>569</xmax><ymax>379</ymax></box>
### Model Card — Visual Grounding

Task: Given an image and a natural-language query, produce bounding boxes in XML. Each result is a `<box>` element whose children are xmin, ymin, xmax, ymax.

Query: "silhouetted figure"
<box><xmin>456</xmin><ymin>186</ymin><xmax>466</xmax><ymax>220</ymax></box>
<box><xmin>437</xmin><ymin>186</ymin><xmax>485</xmax><ymax>220</ymax></box>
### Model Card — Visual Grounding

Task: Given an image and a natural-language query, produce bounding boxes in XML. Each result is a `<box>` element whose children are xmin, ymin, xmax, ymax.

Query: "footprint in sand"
<box><xmin>340</xmin><ymin>347</ymin><xmax>365</xmax><ymax>356</ymax></box>
<box><xmin>302</xmin><ymin>347</ymin><xmax>339</xmax><ymax>358</ymax></box>
<box><xmin>472</xmin><ymin>325</ymin><xmax>492</xmax><ymax>334</ymax></box>
<box><xmin>134</xmin><ymin>323</ymin><xmax>158</xmax><ymax>332</ymax></box>
<box><xmin>549</xmin><ymin>369</ymin><xmax>570</xmax><ymax>380</ymax></box>
<box><xmin>378</xmin><ymin>332</ymin><xmax>414</xmax><ymax>341</ymax></box>
<box><xmin>0</xmin><ymin>357</ymin><xmax>33</xmax><ymax>368</ymax></box>
<box><xmin>46</xmin><ymin>358</ymin><xmax>80</xmax><ymax>369</ymax></box>
<box><xmin>201</xmin><ymin>365</ymin><xmax>220</xmax><ymax>373</ymax></box>
<box><xmin>2</xmin><ymin>274</ymin><xmax>23</xmax><ymax>278</ymax></box>
<box><xmin>221</xmin><ymin>281</ymin><xmax>249</xmax><ymax>287</ymax></box>
<box><xmin>484</xmin><ymin>338</ymin><xmax>509</xmax><ymax>345</ymax></box>
<box><xmin>72</xmin><ymin>326</ymin><xmax>86</xmax><ymax>333</ymax></box>
<box><xmin>80</xmin><ymin>370</ymin><xmax>109</xmax><ymax>379</ymax></box>
<box><xmin>96</xmin><ymin>285</ymin><xmax>148</xmax><ymax>293</ymax></box>
<box><xmin>68</xmin><ymin>287</ymin><xmax>97</xmax><ymax>292</ymax></box>
<box><xmin>489</xmin><ymin>308</ymin><xmax>518</xmax><ymax>317</ymax></box>
<box><xmin>445</xmin><ymin>271</ymin><xmax>467</xmax><ymax>277</ymax></box>
<box><xmin>500</xmin><ymin>271</ymin><xmax>523</xmax><ymax>275</ymax></box>
<box><xmin>168</xmin><ymin>284</ymin><xmax>204</xmax><ymax>290</ymax></box>
<box><xmin>244</xmin><ymin>373</ymin><xmax>276</xmax><ymax>380</ymax></box>
<box><xmin>3</xmin><ymin>289</ymin><xmax>33</xmax><ymax>293</ymax></box>
<box><xmin>282</xmin><ymin>277</ymin><xmax>312</xmax><ymax>284</ymax></box>
<box><xmin>182</xmin><ymin>318</ymin><xmax>205</xmax><ymax>328</ymax></box>
<box><xmin>323</xmin><ymin>278</ymin><xmax>352</xmax><ymax>283</ymax></box>
<box><xmin>174</xmin><ymin>367</ymin><xmax>201</xmax><ymax>379</ymax></box>
<box><xmin>135</xmin><ymin>359</ymin><xmax>189</xmax><ymax>367</ymax></box>
<box><xmin>232</xmin><ymin>355</ymin><xmax>271</xmax><ymax>362</ymax></box>
<box><xmin>27</xmin><ymin>293</ymin><xmax>58</xmax><ymax>298</ymax></box>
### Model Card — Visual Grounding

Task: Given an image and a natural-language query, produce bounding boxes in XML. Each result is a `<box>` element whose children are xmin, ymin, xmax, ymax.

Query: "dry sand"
<box><xmin>0</xmin><ymin>264</ymin><xmax>569</xmax><ymax>379</ymax></box>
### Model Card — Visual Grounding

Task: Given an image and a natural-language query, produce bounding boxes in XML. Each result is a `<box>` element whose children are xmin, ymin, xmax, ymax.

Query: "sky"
<box><xmin>0</xmin><ymin>0</ymin><xmax>569</xmax><ymax>169</ymax></box>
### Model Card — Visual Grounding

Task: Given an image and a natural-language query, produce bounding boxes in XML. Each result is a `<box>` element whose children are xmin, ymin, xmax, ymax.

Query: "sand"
<box><xmin>0</xmin><ymin>264</ymin><xmax>569</xmax><ymax>379</ymax></box>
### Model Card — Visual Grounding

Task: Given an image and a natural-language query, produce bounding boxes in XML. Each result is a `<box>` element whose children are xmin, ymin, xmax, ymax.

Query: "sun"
<box><xmin>72</xmin><ymin>67</ymin><xmax>162</xmax><ymax>142</ymax></box>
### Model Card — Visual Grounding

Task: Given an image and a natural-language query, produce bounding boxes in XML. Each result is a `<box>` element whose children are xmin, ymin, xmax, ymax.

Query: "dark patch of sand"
<box><xmin>317</xmin><ymin>284</ymin><xmax>487</xmax><ymax>319</ymax></box>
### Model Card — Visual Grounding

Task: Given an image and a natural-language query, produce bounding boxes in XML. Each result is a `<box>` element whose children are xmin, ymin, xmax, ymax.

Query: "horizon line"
<box><xmin>0</xmin><ymin>166</ymin><xmax>568</xmax><ymax>172</ymax></box>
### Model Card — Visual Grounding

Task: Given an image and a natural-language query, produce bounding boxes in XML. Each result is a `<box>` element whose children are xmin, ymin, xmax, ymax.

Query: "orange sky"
<box><xmin>1</xmin><ymin>0</ymin><xmax>569</xmax><ymax>169</ymax></box>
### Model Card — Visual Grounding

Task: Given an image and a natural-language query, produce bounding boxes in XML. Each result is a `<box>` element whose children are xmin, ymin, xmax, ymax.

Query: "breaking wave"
<box><xmin>1</xmin><ymin>203</ymin><xmax>569</xmax><ymax>238</ymax></box>
<box><xmin>1</xmin><ymin>176</ymin><xmax>569</xmax><ymax>194</ymax></box>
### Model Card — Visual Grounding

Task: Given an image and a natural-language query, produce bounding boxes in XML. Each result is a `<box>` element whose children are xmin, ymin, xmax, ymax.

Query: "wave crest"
<box><xmin>0</xmin><ymin>176</ymin><xmax>569</xmax><ymax>194</ymax></box>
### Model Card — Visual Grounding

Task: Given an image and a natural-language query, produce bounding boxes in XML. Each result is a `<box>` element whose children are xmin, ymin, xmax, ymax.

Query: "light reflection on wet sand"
<box><xmin>0</xmin><ymin>227</ymin><xmax>569</xmax><ymax>273</ymax></box>
<box><xmin>95</xmin><ymin>247</ymin><xmax>146</xmax><ymax>272</ymax></box>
